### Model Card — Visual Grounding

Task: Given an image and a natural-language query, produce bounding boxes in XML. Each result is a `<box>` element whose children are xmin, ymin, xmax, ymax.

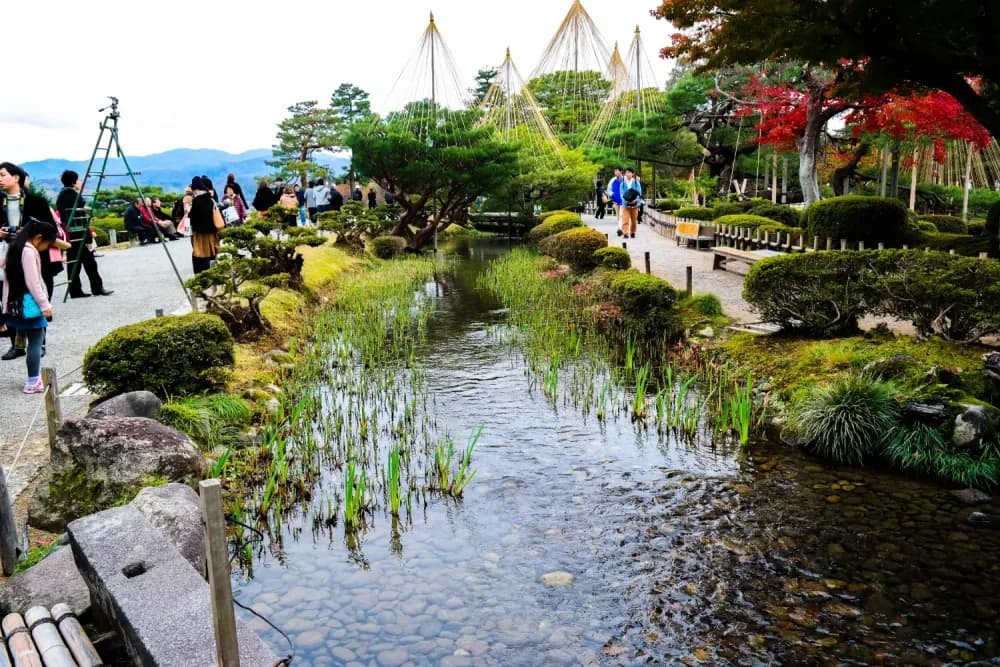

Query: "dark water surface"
<box><xmin>239</xmin><ymin>242</ymin><xmax>1000</xmax><ymax>666</ymax></box>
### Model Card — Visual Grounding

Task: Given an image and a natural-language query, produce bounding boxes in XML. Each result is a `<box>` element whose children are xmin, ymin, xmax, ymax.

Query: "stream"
<box><xmin>237</xmin><ymin>241</ymin><xmax>1000</xmax><ymax>666</ymax></box>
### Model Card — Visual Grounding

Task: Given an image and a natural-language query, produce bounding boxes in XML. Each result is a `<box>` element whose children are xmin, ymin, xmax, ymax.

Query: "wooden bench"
<box><xmin>675</xmin><ymin>221</ymin><xmax>715</xmax><ymax>249</ymax></box>
<box><xmin>712</xmin><ymin>247</ymin><xmax>782</xmax><ymax>271</ymax></box>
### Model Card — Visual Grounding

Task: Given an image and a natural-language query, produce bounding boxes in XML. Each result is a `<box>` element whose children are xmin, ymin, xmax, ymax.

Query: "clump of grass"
<box><xmin>431</xmin><ymin>426</ymin><xmax>482</xmax><ymax>497</ymax></box>
<box><xmin>884</xmin><ymin>423</ymin><xmax>1000</xmax><ymax>488</ymax></box>
<box><xmin>160</xmin><ymin>394</ymin><xmax>252</xmax><ymax>452</ymax></box>
<box><xmin>790</xmin><ymin>375</ymin><xmax>898</xmax><ymax>464</ymax></box>
<box><xmin>344</xmin><ymin>460</ymin><xmax>368</xmax><ymax>528</ymax></box>
<box><xmin>632</xmin><ymin>363</ymin><xmax>650</xmax><ymax>420</ymax></box>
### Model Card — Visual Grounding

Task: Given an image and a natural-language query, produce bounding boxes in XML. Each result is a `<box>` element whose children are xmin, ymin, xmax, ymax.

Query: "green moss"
<box><xmin>13</xmin><ymin>540</ymin><xmax>59</xmax><ymax>575</ymax></box>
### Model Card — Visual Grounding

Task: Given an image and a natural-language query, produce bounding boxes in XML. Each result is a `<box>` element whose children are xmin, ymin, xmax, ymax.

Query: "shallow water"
<box><xmin>238</xmin><ymin>242</ymin><xmax>1000</xmax><ymax>666</ymax></box>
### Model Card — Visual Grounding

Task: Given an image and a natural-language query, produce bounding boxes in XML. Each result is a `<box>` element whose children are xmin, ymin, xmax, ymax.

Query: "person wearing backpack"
<box><xmin>619</xmin><ymin>167</ymin><xmax>643</xmax><ymax>239</ymax></box>
<box><xmin>187</xmin><ymin>176</ymin><xmax>224</xmax><ymax>274</ymax></box>
<box><xmin>604</xmin><ymin>166</ymin><xmax>624</xmax><ymax>236</ymax></box>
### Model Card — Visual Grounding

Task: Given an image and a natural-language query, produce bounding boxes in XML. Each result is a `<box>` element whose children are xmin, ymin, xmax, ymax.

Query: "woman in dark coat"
<box><xmin>252</xmin><ymin>179</ymin><xmax>278</xmax><ymax>212</ymax></box>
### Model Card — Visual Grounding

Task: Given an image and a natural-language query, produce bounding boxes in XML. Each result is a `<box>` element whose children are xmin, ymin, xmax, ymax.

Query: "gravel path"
<box><xmin>584</xmin><ymin>212</ymin><xmax>758</xmax><ymax>322</ymax></box>
<box><xmin>1</xmin><ymin>239</ymin><xmax>194</xmax><ymax>499</ymax></box>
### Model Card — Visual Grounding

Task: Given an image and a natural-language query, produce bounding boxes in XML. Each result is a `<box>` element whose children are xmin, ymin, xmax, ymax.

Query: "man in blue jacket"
<box><xmin>605</xmin><ymin>166</ymin><xmax>624</xmax><ymax>236</ymax></box>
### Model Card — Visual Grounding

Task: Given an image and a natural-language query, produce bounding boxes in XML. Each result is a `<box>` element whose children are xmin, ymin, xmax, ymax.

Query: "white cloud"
<box><xmin>6</xmin><ymin>0</ymin><xmax>674</xmax><ymax>161</ymax></box>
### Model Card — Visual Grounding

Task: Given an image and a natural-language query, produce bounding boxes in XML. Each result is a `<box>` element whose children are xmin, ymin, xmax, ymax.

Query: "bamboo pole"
<box><xmin>962</xmin><ymin>142</ymin><xmax>974</xmax><ymax>222</ymax></box>
<box><xmin>0</xmin><ymin>466</ymin><xmax>18</xmax><ymax>577</ymax></box>
<box><xmin>41</xmin><ymin>368</ymin><xmax>61</xmax><ymax>452</ymax></box>
<box><xmin>879</xmin><ymin>148</ymin><xmax>889</xmax><ymax>196</ymax></box>
<box><xmin>23</xmin><ymin>607</ymin><xmax>75</xmax><ymax>667</ymax></box>
<box><xmin>199</xmin><ymin>480</ymin><xmax>240</xmax><ymax>667</ymax></box>
<box><xmin>50</xmin><ymin>604</ymin><xmax>102</xmax><ymax>667</ymax></box>
<box><xmin>2</xmin><ymin>613</ymin><xmax>43</xmax><ymax>667</ymax></box>
<box><xmin>909</xmin><ymin>147</ymin><xmax>919</xmax><ymax>211</ymax></box>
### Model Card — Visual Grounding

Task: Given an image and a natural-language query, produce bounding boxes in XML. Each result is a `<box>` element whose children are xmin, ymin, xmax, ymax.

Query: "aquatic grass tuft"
<box><xmin>790</xmin><ymin>375</ymin><xmax>898</xmax><ymax>465</ymax></box>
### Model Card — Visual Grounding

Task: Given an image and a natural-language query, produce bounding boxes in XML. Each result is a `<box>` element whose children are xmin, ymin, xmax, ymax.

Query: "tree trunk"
<box><xmin>962</xmin><ymin>142</ymin><xmax>974</xmax><ymax>221</ymax></box>
<box><xmin>832</xmin><ymin>143</ymin><xmax>871</xmax><ymax>197</ymax></box>
<box><xmin>795</xmin><ymin>81</ymin><xmax>829</xmax><ymax>206</ymax></box>
<box><xmin>889</xmin><ymin>143</ymin><xmax>901</xmax><ymax>200</ymax></box>
<box><xmin>908</xmin><ymin>147</ymin><xmax>919</xmax><ymax>211</ymax></box>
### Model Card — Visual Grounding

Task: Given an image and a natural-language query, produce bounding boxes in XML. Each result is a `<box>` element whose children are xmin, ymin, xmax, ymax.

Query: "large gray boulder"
<box><xmin>29</xmin><ymin>417</ymin><xmax>205</xmax><ymax>532</ymax></box>
<box><xmin>951</xmin><ymin>404</ymin><xmax>998</xmax><ymax>450</ymax></box>
<box><xmin>131</xmin><ymin>484</ymin><xmax>205</xmax><ymax>576</ymax></box>
<box><xmin>87</xmin><ymin>391</ymin><xmax>163</xmax><ymax>421</ymax></box>
<box><xmin>0</xmin><ymin>545</ymin><xmax>90</xmax><ymax>616</ymax></box>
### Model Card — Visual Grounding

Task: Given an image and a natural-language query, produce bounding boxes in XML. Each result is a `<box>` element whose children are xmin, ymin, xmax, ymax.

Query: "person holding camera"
<box><xmin>0</xmin><ymin>218</ymin><xmax>66</xmax><ymax>393</ymax></box>
<box><xmin>0</xmin><ymin>162</ymin><xmax>60</xmax><ymax>361</ymax></box>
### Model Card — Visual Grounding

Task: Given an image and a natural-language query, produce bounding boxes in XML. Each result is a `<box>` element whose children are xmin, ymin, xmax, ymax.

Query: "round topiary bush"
<box><xmin>790</xmin><ymin>375</ymin><xmax>898</xmax><ymax>465</ymax></box>
<box><xmin>804</xmin><ymin>196</ymin><xmax>908</xmax><ymax>246</ymax></box>
<box><xmin>747</xmin><ymin>203</ymin><xmax>801</xmax><ymax>227</ymax></box>
<box><xmin>674</xmin><ymin>207</ymin><xmax>715</xmax><ymax>221</ymax></box>
<box><xmin>919</xmin><ymin>214</ymin><xmax>967</xmax><ymax>234</ymax></box>
<box><xmin>526</xmin><ymin>212</ymin><xmax>583</xmax><ymax>242</ymax></box>
<box><xmin>538</xmin><ymin>227</ymin><xmax>607</xmax><ymax>271</ymax></box>
<box><xmin>368</xmin><ymin>235</ymin><xmax>407</xmax><ymax>259</ymax></box>
<box><xmin>594</xmin><ymin>246</ymin><xmax>631</xmax><ymax>270</ymax></box>
<box><xmin>83</xmin><ymin>313</ymin><xmax>235</xmax><ymax>398</ymax></box>
<box><xmin>538</xmin><ymin>209</ymin><xmax>575</xmax><ymax>223</ymax></box>
<box><xmin>917</xmin><ymin>220</ymin><xmax>938</xmax><ymax>233</ymax></box>
<box><xmin>609</xmin><ymin>271</ymin><xmax>680</xmax><ymax>339</ymax></box>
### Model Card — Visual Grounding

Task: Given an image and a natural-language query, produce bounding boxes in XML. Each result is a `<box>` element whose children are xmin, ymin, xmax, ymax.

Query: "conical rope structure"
<box><xmin>477</xmin><ymin>48</ymin><xmax>566</xmax><ymax>169</ymax></box>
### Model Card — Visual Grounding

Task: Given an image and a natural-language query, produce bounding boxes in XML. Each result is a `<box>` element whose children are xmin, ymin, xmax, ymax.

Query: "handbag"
<box><xmin>22</xmin><ymin>293</ymin><xmax>42</xmax><ymax>319</ymax></box>
<box><xmin>221</xmin><ymin>205</ymin><xmax>240</xmax><ymax>225</ymax></box>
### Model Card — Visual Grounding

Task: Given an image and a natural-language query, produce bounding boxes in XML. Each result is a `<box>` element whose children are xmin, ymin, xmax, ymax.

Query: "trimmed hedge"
<box><xmin>710</xmin><ymin>201</ymin><xmax>757</xmax><ymax>218</ymax></box>
<box><xmin>368</xmin><ymin>235</ymin><xmax>407</xmax><ymax>259</ymax></box>
<box><xmin>714</xmin><ymin>214</ymin><xmax>784</xmax><ymax>230</ymax></box>
<box><xmin>83</xmin><ymin>313</ymin><xmax>235</xmax><ymax>398</ymax></box>
<box><xmin>747</xmin><ymin>203</ymin><xmax>801</xmax><ymax>227</ymax></box>
<box><xmin>804</xmin><ymin>196</ymin><xmax>908</xmax><ymax>246</ymax></box>
<box><xmin>594</xmin><ymin>246</ymin><xmax>631</xmax><ymax>270</ymax></box>
<box><xmin>538</xmin><ymin>227</ymin><xmax>607</xmax><ymax>271</ymax></box>
<box><xmin>919</xmin><ymin>215</ymin><xmax>967</xmax><ymax>234</ymax></box>
<box><xmin>968</xmin><ymin>221</ymin><xmax>986</xmax><ymax>236</ymax></box>
<box><xmin>917</xmin><ymin>232</ymin><xmax>991</xmax><ymax>256</ymax></box>
<box><xmin>538</xmin><ymin>209</ymin><xmax>574</xmax><ymax>222</ymax></box>
<box><xmin>526</xmin><ymin>212</ymin><xmax>583</xmax><ymax>242</ymax></box>
<box><xmin>917</xmin><ymin>221</ymin><xmax>938</xmax><ymax>232</ymax></box>
<box><xmin>609</xmin><ymin>271</ymin><xmax>680</xmax><ymax>339</ymax></box>
<box><xmin>744</xmin><ymin>252</ymin><xmax>876</xmax><ymax>336</ymax></box>
<box><xmin>654</xmin><ymin>199</ymin><xmax>683</xmax><ymax>211</ymax></box>
<box><xmin>675</xmin><ymin>207</ymin><xmax>715</xmax><ymax>221</ymax></box>
<box><xmin>744</xmin><ymin>250</ymin><xmax>1000</xmax><ymax>342</ymax></box>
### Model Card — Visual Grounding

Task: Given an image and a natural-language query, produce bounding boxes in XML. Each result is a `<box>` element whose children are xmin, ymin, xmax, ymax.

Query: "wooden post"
<box><xmin>2</xmin><ymin>613</ymin><xmax>42</xmax><ymax>666</ymax></box>
<box><xmin>812</xmin><ymin>236</ymin><xmax>819</xmax><ymax>251</ymax></box>
<box><xmin>858</xmin><ymin>240</ymin><xmax>865</xmax><ymax>251</ymax></box>
<box><xmin>24</xmin><ymin>606</ymin><xmax>76</xmax><ymax>667</ymax></box>
<box><xmin>949</xmin><ymin>249</ymin><xmax>956</xmax><ymax>255</ymax></box>
<box><xmin>155</xmin><ymin>308</ymin><xmax>164</xmax><ymax>318</ymax></box>
<box><xmin>41</xmin><ymin>368</ymin><xmax>61</xmax><ymax>452</ymax></box>
<box><xmin>685</xmin><ymin>266</ymin><xmax>693</xmax><ymax>298</ymax></box>
<box><xmin>0</xmin><ymin>466</ymin><xmax>18</xmax><ymax>577</ymax></box>
<box><xmin>644</xmin><ymin>252</ymin><xmax>651</xmax><ymax>274</ymax></box>
<box><xmin>840</xmin><ymin>239</ymin><xmax>848</xmax><ymax>251</ymax></box>
<box><xmin>622</xmin><ymin>242</ymin><xmax>627</xmax><ymax>249</ymax></box>
<box><xmin>108</xmin><ymin>229</ymin><xmax>118</xmax><ymax>246</ymax></box>
<box><xmin>50</xmin><ymin>604</ymin><xmax>102</xmax><ymax>667</ymax></box>
<box><xmin>903</xmin><ymin>244</ymin><xmax>909</xmax><ymax>250</ymax></box>
<box><xmin>200</xmin><ymin>479</ymin><xmax>240</xmax><ymax>667</ymax></box>
<box><xmin>878</xmin><ymin>242</ymin><xmax>885</xmax><ymax>250</ymax></box>
<box><xmin>826</xmin><ymin>237</ymin><xmax>833</xmax><ymax>251</ymax></box>
<box><xmin>979</xmin><ymin>252</ymin><xmax>989</xmax><ymax>260</ymax></box>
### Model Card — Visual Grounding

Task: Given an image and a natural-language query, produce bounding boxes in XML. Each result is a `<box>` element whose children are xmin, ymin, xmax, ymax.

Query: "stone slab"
<box><xmin>0</xmin><ymin>544</ymin><xmax>91</xmax><ymax>616</ymax></box>
<box><xmin>68</xmin><ymin>505</ymin><xmax>277</xmax><ymax>666</ymax></box>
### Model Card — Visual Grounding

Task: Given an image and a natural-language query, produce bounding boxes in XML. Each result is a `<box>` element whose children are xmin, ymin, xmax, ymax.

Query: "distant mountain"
<box><xmin>22</xmin><ymin>148</ymin><xmax>349</xmax><ymax>196</ymax></box>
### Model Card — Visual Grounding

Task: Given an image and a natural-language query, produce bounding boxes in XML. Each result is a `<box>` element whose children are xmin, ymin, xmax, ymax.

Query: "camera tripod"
<box><xmin>61</xmin><ymin>97</ymin><xmax>194</xmax><ymax>308</ymax></box>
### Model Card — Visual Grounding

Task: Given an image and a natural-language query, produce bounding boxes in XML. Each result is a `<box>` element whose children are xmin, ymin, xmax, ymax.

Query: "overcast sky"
<box><xmin>3</xmin><ymin>0</ymin><xmax>674</xmax><ymax>162</ymax></box>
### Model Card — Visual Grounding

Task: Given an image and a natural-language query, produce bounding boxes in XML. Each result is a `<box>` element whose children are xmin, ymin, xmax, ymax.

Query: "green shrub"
<box><xmin>83</xmin><ymin>313</ymin><xmax>235</xmax><ymax>398</ymax></box>
<box><xmin>538</xmin><ymin>209</ymin><xmax>574</xmax><ymax>222</ymax></box>
<box><xmin>968</xmin><ymin>221</ymin><xmax>986</xmax><ymax>236</ymax></box>
<box><xmin>91</xmin><ymin>228</ymin><xmax>110</xmax><ymax>247</ymax></box>
<box><xmin>685</xmin><ymin>293</ymin><xmax>723</xmax><ymax>316</ymax></box>
<box><xmin>883</xmin><ymin>423</ymin><xmax>999</xmax><ymax>489</ymax></box>
<box><xmin>790</xmin><ymin>374</ymin><xmax>898</xmax><ymax>465</ymax></box>
<box><xmin>526</xmin><ymin>212</ymin><xmax>583</xmax><ymax>242</ymax></box>
<box><xmin>804</xmin><ymin>196</ymin><xmax>908</xmax><ymax>246</ymax></box>
<box><xmin>915</xmin><ymin>232</ymin><xmax>991</xmax><ymax>256</ymax></box>
<box><xmin>674</xmin><ymin>207</ymin><xmax>715</xmax><ymax>221</ymax></box>
<box><xmin>714</xmin><ymin>214</ymin><xmax>785</xmax><ymax>230</ymax></box>
<box><xmin>594</xmin><ymin>246</ymin><xmax>631</xmax><ymax>270</ymax></box>
<box><xmin>743</xmin><ymin>252</ymin><xmax>878</xmax><ymax>336</ymax></box>
<box><xmin>917</xmin><ymin>220</ymin><xmax>938</xmax><ymax>232</ymax></box>
<box><xmin>609</xmin><ymin>271</ymin><xmax>680</xmax><ymax>339</ymax></box>
<box><xmin>160</xmin><ymin>394</ymin><xmax>252</xmax><ymax>452</ymax></box>
<box><xmin>710</xmin><ymin>201</ymin><xmax>757</xmax><ymax>218</ymax></box>
<box><xmin>987</xmin><ymin>201</ymin><xmax>1000</xmax><ymax>236</ymax></box>
<box><xmin>538</xmin><ymin>227</ymin><xmax>607</xmax><ymax>271</ymax></box>
<box><xmin>871</xmin><ymin>250</ymin><xmax>1000</xmax><ymax>342</ymax></box>
<box><xmin>655</xmin><ymin>199</ymin><xmax>682</xmax><ymax>211</ymax></box>
<box><xmin>747</xmin><ymin>203</ymin><xmax>801</xmax><ymax>227</ymax></box>
<box><xmin>920</xmin><ymin>214</ymin><xmax>967</xmax><ymax>234</ymax></box>
<box><xmin>368</xmin><ymin>235</ymin><xmax>407</xmax><ymax>259</ymax></box>
<box><xmin>90</xmin><ymin>216</ymin><xmax>127</xmax><ymax>233</ymax></box>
